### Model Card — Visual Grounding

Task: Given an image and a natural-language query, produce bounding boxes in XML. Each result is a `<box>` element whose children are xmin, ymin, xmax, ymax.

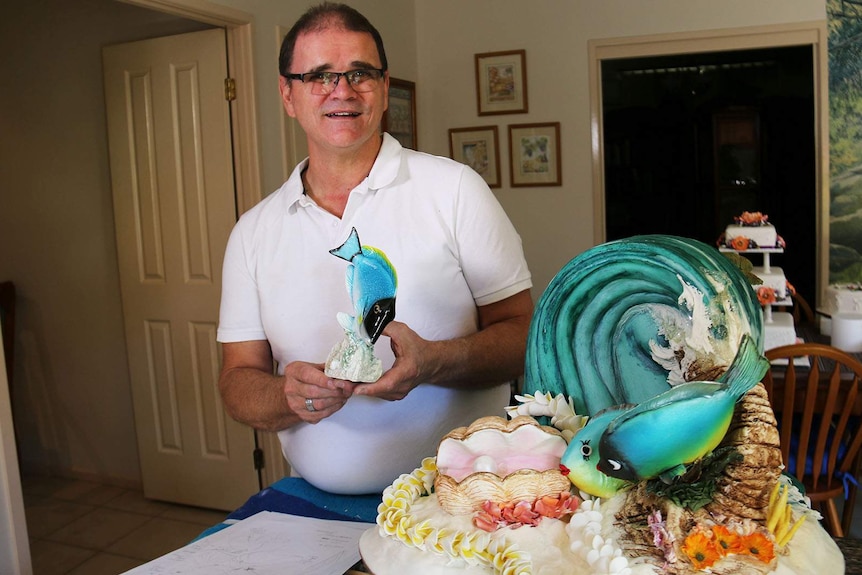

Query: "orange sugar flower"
<box><xmin>740</xmin><ymin>532</ymin><xmax>776</xmax><ymax>564</ymax></box>
<box><xmin>730</xmin><ymin>236</ymin><xmax>750</xmax><ymax>251</ymax></box>
<box><xmin>682</xmin><ymin>531</ymin><xmax>720</xmax><ymax>570</ymax></box>
<box><xmin>786</xmin><ymin>280</ymin><xmax>796</xmax><ymax>296</ymax></box>
<box><xmin>757</xmin><ymin>286</ymin><xmax>777</xmax><ymax>306</ymax></box>
<box><xmin>737</xmin><ymin>211</ymin><xmax>768</xmax><ymax>225</ymax></box>
<box><xmin>711</xmin><ymin>525</ymin><xmax>745</xmax><ymax>556</ymax></box>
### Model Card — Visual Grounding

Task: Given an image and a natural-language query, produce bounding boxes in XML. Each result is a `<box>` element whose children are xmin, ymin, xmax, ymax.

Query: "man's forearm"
<box><xmin>219</xmin><ymin>367</ymin><xmax>300</xmax><ymax>432</ymax></box>
<box><xmin>425</xmin><ymin>315</ymin><xmax>530</xmax><ymax>389</ymax></box>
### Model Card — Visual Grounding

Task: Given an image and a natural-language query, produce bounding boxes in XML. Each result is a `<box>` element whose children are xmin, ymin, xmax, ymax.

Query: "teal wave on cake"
<box><xmin>523</xmin><ymin>235</ymin><xmax>763</xmax><ymax>416</ymax></box>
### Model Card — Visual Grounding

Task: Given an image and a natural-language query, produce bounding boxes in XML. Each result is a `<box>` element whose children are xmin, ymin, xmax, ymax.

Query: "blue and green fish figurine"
<box><xmin>324</xmin><ymin>227</ymin><xmax>397</xmax><ymax>382</ymax></box>
<box><xmin>329</xmin><ymin>227</ymin><xmax>398</xmax><ymax>345</ymax></box>
<box><xmin>560</xmin><ymin>334</ymin><xmax>768</xmax><ymax>497</ymax></box>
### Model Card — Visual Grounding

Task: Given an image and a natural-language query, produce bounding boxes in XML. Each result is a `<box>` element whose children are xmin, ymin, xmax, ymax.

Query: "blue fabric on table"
<box><xmin>194</xmin><ymin>477</ymin><xmax>381</xmax><ymax>541</ymax></box>
<box><xmin>783</xmin><ymin>413</ymin><xmax>859</xmax><ymax>499</ymax></box>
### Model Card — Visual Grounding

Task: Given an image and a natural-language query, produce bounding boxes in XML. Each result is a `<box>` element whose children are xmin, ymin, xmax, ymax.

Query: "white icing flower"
<box><xmin>504</xmin><ymin>392</ymin><xmax>588</xmax><ymax>439</ymax></box>
<box><xmin>566</xmin><ymin>498</ymin><xmax>632</xmax><ymax>575</ymax></box>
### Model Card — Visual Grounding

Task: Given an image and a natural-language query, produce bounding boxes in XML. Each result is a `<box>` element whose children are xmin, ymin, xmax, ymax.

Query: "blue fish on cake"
<box><xmin>330</xmin><ymin>227</ymin><xmax>397</xmax><ymax>344</ymax></box>
<box><xmin>560</xmin><ymin>334</ymin><xmax>768</xmax><ymax>496</ymax></box>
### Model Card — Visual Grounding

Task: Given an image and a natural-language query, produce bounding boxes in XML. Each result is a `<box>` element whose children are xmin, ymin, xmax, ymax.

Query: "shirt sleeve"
<box><xmin>453</xmin><ymin>166</ymin><xmax>532</xmax><ymax>307</ymax></box>
<box><xmin>217</xmin><ymin>219</ymin><xmax>268</xmax><ymax>343</ymax></box>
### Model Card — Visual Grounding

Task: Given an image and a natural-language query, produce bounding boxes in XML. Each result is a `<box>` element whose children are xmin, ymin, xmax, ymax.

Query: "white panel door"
<box><xmin>103</xmin><ymin>28</ymin><xmax>258</xmax><ymax>511</ymax></box>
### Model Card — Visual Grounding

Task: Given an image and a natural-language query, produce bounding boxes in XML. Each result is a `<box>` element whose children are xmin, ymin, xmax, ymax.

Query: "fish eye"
<box><xmin>580</xmin><ymin>440</ymin><xmax>592</xmax><ymax>461</ymax></box>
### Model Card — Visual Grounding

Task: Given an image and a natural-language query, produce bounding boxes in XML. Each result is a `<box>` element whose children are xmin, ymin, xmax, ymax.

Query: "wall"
<box><xmin>415</xmin><ymin>0</ymin><xmax>826</xmax><ymax>294</ymax></box>
<box><xmin>0</xmin><ymin>0</ymin><xmax>825</xmax><ymax>489</ymax></box>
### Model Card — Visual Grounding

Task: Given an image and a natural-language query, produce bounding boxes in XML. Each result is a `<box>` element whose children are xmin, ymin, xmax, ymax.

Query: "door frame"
<box><xmin>117</xmin><ymin>1</ymin><xmax>289</xmax><ymax>485</ymax></box>
<box><xmin>588</xmin><ymin>21</ymin><xmax>830</xmax><ymax>304</ymax></box>
<box><xmin>121</xmin><ymin>0</ymin><xmax>262</xmax><ymax>215</ymax></box>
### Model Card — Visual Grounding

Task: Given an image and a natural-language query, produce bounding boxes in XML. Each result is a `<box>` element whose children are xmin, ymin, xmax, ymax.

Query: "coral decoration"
<box><xmin>756</xmin><ymin>286</ymin><xmax>778</xmax><ymax>306</ymax></box>
<box><xmin>766</xmin><ymin>482</ymin><xmax>807</xmax><ymax>548</ymax></box>
<box><xmin>735</xmin><ymin>211</ymin><xmax>769</xmax><ymax>226</ymax></box>
<box><xmin>648</xmin><ymin>510</ymin><xmax>677</xmax><ymax>564</ymax></box>
<box><xmin>473</xmin><ymin>491</ymin><xmax>580</xmax><ymax>532</ymax></box>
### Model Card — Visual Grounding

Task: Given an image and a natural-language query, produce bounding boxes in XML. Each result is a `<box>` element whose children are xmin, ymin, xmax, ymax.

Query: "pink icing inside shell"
<box><xmin>436</xmin><ymin>424</ymin><xmax>567</xmax><ymax>482</ymax></box>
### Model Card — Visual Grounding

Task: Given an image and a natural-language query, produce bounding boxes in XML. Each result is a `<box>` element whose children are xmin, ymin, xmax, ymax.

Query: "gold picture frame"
<box><xmin>448</xmin><ymin>126</ymin><xmax>501</xmax><ymax>188</ymax></box>
<box><xmin>382</xmin><ymin>77</ymin><xmax>417</xmax><ymax>149</ymax></box>
<box><xmin>475</xmin><ymin>50</ymin><xmax>528</xmax><ymax>116</ymax></box>
<box><xmin>508</xmin><ymin>122</ymin><xmax>561</xmax><ymax>187</ymax></box>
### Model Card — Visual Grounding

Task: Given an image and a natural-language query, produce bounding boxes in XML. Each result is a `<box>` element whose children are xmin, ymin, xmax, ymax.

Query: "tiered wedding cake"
<box><xmin>720</xmin><ymin>212</ymin><xmax>796</xmax><ymax>351</ymax></box>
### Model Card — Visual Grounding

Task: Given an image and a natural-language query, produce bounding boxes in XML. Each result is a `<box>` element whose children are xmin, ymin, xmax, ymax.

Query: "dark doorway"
<box><xmin>602</xmin><ymin>45</ymin><xmax>816</xmax><ymax>303</ymax></box>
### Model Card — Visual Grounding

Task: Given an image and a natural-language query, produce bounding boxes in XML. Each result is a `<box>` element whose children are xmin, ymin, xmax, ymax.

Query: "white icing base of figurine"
<box><xmin>324</xmin><ymin>329</ymin><xmax>382</xmax><ymax>382</ymax></box>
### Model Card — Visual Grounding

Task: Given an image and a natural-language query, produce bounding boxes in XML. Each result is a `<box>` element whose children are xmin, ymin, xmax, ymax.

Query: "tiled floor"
<box><xmin>22</xmin><ymin>475</ymin><xmax>228</xmax><ymax>575</ymax></box>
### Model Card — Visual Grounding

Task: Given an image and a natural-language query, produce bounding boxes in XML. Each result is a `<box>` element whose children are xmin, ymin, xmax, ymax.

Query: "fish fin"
<box><xmin>329</xmin><ymin>227</ymin><xmax>362</xmax><ymax>262</ymax></box>
<box><xmin>605</xmin><ymin>382</ymin><xmax>721</xmax><ymax>434</ymax></box>
<box><xmin>659</xmin><ymin>464</ymin><xmax>687</xmax><ymax>484</ymax></box>
<box><xmin>344</xmin><ymin>266</ymin><xmax>355</xmax><ymax>299</ymax></box>
<box><xmin>337</xmin><ymin>312</ymin><xmax>355</xmax><ymax>333</ymax></box>
<box><xmin>592</xmin><ymin>404</ymin><xmax>634</xmax><ymax>419</ymax></box>
<box><xmin>363</xmin><ymin>297</ymin><xmax>396</xmax><ymax>344</ymax></box>
<box><xmin>722</xmin><ymin>334</ymin><xmax>769</xmax><ymax>399</ymax></box>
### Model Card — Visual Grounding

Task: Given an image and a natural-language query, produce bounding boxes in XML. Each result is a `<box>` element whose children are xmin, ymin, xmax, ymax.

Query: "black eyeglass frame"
<box><xmin>284</xmin><ymin>68</ymin><xmax>387</xmax><ymax>93</ymax></box>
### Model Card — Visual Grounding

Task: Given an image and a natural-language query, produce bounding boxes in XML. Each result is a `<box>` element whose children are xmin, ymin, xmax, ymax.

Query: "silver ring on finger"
<box><xmin>305</xmin><ymin>397</ymin><xmax>316</xmax><ymax>412</ymax></box>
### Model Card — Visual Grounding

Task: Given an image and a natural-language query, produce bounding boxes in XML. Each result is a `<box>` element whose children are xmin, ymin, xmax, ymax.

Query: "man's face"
<box><xmin>280</xmin><ymin>27</ymin><xmax>389</xmax><ymax>155</ymax></box>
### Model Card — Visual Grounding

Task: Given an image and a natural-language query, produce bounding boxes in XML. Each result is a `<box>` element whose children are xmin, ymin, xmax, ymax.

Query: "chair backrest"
<box><xmin>763</xmin><ymin>342</ymin><xmax>862</xmax><ymax>534</ymax></box>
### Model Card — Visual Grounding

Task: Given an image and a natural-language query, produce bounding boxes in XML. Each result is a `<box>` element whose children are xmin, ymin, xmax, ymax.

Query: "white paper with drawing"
<box><xmin>122</xmin><ymin>511</ymin><xmax>366</xmax><ymax>575</ymax></box>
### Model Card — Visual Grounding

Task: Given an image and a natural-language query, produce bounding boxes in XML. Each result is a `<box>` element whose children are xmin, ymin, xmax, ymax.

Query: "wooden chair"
<box><xmin>763</xmin><ymin>342</ymin><xmax>862</xmax><ymax>537</ymax></box>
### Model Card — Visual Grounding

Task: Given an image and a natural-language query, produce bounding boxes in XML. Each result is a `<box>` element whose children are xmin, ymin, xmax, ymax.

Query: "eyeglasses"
<box><xmin>285</xmin><ymin>68</ymin><xmax>385</xmax><ymax>95</ymax></box>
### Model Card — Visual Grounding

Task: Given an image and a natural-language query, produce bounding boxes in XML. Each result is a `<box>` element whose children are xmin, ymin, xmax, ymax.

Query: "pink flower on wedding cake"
<box><xmin>735</xmin><ymin>211</ymin><xmax>769</xmax><ymax>226</ymax></box>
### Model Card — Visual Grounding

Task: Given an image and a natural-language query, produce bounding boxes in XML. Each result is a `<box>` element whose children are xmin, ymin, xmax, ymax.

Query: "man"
<box><xmin>217</xmin><ymin>2</ymin><xmax>533</xmax><ymax>494</ymax></box>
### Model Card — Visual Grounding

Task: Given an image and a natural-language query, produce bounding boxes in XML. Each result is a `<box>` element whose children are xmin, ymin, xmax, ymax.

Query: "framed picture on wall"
<box><xmin>382</xmin><ymin>77</ymin><xmax>417</xmax><ymax>149</ymax></box>
<box><xmin>508</xmin><ymin>122</ymin><xmax>561</xmax><ymax>187</ymax></box>
<box><xmin>475</xmin><ymin>49</ymin><xmax>528</xmax><ymax>116</ymax></box>
<box><xmin>448</xmin><ymin>126</ymin><xmax>501</xmax><ymax>188</ymax></box>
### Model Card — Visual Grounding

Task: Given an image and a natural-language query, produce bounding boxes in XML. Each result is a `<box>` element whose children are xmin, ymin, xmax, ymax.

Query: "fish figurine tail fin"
<box><xmin>330</xmin><ymin>227</ymin><xmax>362</xmax><ymax>262</ymax></box>
<box><xmin>723</xmin><ymin>334</ymin><xmax>770</xmax><ymax>400</ymax></box>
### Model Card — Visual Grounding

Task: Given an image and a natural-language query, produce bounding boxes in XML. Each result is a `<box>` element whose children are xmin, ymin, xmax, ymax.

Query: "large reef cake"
<box><xmin>359</xmin><ymin>235</ymin><xmax>843</xmax><ymax>575</ymax></box>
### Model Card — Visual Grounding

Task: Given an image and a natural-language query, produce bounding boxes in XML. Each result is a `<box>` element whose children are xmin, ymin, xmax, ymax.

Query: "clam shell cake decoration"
<box><xmin>325</xmin><ymin>227</ymin><xmax>397</xmax><ymax>382</ymax></box>
<box><xmin>523</xmin><ymin>234</ymin><xmax>764</xmax><ymax>416</ymax></box>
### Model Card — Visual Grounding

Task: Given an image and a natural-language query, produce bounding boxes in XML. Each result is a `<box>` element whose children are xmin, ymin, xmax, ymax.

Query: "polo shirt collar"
<box><xmin>286</xmin><ymin>133</ymin><xmax>403</xmax><ymax>210</ymax></box>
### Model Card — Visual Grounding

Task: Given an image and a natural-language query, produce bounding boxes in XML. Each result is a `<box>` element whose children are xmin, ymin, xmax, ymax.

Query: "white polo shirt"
<box><xmin>218</xmin><ymin>134</ymin><xmax>532</xmax><ymax>493</ymax></box>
